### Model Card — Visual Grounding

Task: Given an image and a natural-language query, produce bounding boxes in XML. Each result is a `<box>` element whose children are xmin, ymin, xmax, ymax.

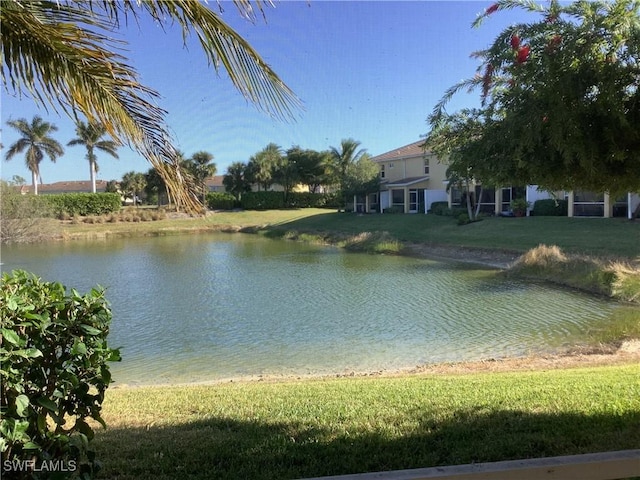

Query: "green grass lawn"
<box><xmin>60</xmin><ymin>209</ymin><xmax>639</xmax><ymax>260</ymax></box>
<box><xmin>262</xmin><ymin>211</ymin><xmax>640</xmax><ymax>260</ymax></box>
<box><xmin>94</xmin><ymin>364</ymin><xmax>639</xmax><ymax>480</ymax></box>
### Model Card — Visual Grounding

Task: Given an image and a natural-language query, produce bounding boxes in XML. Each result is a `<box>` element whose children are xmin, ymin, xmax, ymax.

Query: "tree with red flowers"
<box><xmin>428</xmin><ymin>0</ymin><xmax>640</xmax><ymax>196</ymax></box>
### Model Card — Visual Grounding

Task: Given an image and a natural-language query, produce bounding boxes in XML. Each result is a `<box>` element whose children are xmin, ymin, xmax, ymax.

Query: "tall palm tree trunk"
<box><xmin>32</xmin><ymin>171</ymin><xmax>39</xmax><ymax>195</ymax></box>
<box><xmin>90</xmin><ymin>159</ymin><xmax>97</xmax><ymax>193</ymax></box>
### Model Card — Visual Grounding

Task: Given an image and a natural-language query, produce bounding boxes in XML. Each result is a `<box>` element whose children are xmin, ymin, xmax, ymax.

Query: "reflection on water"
<box><xmin>1</xmin><ymin>233</ymin><xmax>618</xmax><ymax>385</ymax></box>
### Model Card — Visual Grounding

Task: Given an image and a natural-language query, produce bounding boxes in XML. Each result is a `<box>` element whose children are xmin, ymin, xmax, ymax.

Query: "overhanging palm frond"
<box><xmin>1</xmin><ymin>0</ymin><xmax>302</xmax><ymax>213</ymax></box>
<box><xmin>430</xmin><ymin>77</ymin><xmax>483</xmax><ymax>123</ymax></box>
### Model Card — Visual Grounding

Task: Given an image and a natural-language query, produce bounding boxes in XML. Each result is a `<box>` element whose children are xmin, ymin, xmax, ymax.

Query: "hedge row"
<box><xmin>532</xmin><ymin>199</ymin><xmax>568</xmax><ymax>216</ymax></box>
<box><xmin>206</xmin><ymin>192</ymin><xmax>237</xmax><ymax>210</ymax></box>
<box><xmin>238</xmin><ymin>191</ymin><xmax>341</xmax><ymax>210</ymax></box>
<box><xmin>43</xmin><ymin>193</ymin><xmax>122</xmax><ymax>217</ymax></box>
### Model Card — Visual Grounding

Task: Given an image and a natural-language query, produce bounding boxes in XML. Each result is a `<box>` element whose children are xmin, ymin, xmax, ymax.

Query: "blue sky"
<box><xmin>1</xmin><ymin>1</ymin><xmax>531</xmax><ymax>184</ymax></box>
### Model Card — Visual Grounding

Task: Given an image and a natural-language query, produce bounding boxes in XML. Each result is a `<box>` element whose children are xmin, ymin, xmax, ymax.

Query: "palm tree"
<box><xmin>4</xmin><ymin>116</ymin><xmax>64</xmax><ymax>195</ymax></box>
<box><xmin>247</xmin><ymin>143</ymin><xmax>282</xmax><ymax>191</ymax></box>
<box><xmin>329</xmin><ymin>138</ymin><xmax>366</xmax><ymax>210</ymax></box>
<box><xmin>1</xmin><ymin>1</ymin><xmax>301</xmax><ymax>212</ymax></box>
<box><xmin>121</xmin><ymin>171</ymin><xmax>147</xmax><ymax>207</ymax></box>
<box><xmin>184</xmin><ymin>151</ymin><xmax>217</xmax><ymax>204</ymax></box>
<box><xmin>67</xmin><ymin>121</ymin><xmax>119</xmax><ymax>193</ymax></box>
<box><xmin>223</xmin><ymin>162</ymin><xmax>252</xmax><ymax>202</ymax></box>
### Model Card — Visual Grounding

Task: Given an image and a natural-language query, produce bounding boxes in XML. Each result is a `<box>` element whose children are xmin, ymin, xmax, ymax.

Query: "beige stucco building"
<box><xmin>364</xmin><ymin>140</ymin><xmax>640</xmax><ymax>218</ymax></box>
<box><xmin>363</xmin><ymin>140</ymin><xmax>449</xmax><ymax>213</ymax></box>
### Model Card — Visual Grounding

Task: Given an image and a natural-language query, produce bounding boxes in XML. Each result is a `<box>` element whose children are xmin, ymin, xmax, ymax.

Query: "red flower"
<box><xmin>510</xmin><ymin>34</ymin><xmax>521</xmax><ymax>50</ymax></box>
<box><xmin>545</xmin><ymin>14</ymin><xmax>558</xmax><ymax>23</ymax></box>
<box><xmin>482</xmin><ymin>64</ymin><xmax>494</xmax><ymax>97</ymax></box>
<box><xmin>486</xmin><ymin>3</ymin><xmax>499</xmax><ymax>14</ymax></box>
<box><xmin>516</xmin><ymin>45</ymin><xmax>530</xmax><ymax>64</ymax></box>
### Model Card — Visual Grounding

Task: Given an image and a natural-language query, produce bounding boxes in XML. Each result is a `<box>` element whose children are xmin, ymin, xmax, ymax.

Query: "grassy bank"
<box><xmin>57</xmin><ymin>209</ymin><xmax>639</xmax><ymax>260</ymax></box>
<box><xmin>507</xmin><ymin>245</ymin><xmax>640</xmax><ymax>305</ymax></box>
<box><xmin>94</xmin><ymin>364</ymin><xmax>639</xmax><ymax>480</ymax></box>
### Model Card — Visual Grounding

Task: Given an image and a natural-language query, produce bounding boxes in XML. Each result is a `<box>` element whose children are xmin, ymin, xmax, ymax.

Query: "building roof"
<box><xmin>384</xmin><ymin>176</ymin><xmax>430</xmax><ymax>187</ymax></box>
<box><xmin>205</xmin><ymin>175</ymin><xmax>225</xmax><ymax>188</ymax></box>
<box><xmin>20</xmin><ymin>180</ymin><xmax>109</xmax><ymax>194</ymax></box>
<box><xmin>370</xmin><ymin>140</ymin><xmax>429</xmax><ymax>163</ymax></box>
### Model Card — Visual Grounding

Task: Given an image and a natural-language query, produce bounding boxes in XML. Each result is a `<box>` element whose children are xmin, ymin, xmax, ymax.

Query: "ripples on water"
<box><xmin>1</xmin><ymin>234</ymin><xmax>615</xmax><ymax>384</ymax></box>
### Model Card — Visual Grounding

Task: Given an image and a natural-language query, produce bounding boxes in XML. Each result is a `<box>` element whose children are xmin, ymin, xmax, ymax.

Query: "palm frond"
<box><xmin>473</xmin><ymin>0</ymin><xmax>546</xmax><ymax>28</ymax></box>
<box><xmin>430</xmin><ymin>77</ymin><xmax>483</xmax><ymax>123</ymax></box>
<box><xmin>2</xmin><ymin>0</ymin><xmax>302</xmax><ymax>213</ymax></box>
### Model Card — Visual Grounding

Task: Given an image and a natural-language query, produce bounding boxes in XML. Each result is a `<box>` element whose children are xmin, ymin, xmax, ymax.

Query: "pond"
<box><xmin>1</xmin><ymin>233</ymin><xmax>620</xmax><ymax>385</ymax></box>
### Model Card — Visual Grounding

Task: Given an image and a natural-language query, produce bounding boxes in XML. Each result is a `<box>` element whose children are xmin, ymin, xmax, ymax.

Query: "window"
<box><xmin>392</xmin><ymin>189</ymin><xmax>404</xmax><ymax>207</ymax></box>
<box><xmin>451</xmin><ymin>187</ymin><xmax>463</xmax><ymax>206</ymax></box>
<box><xmin>574</xmin><ymin>191</ymin><xmax>605</xmax><ymax>216</ymax></box>
<box><xmin>380</xmin><ymin>164</ymin><xmax>385</xmax><ymax>179</ymax></box>
<box><xmin>389</xmin><ymin>162</ymin><xmax>394</xmax><ymax>168</ymax></box>
<box><xmin>424</xmin><ymin>158</ymin><xmax>430</xmax><ymax>175</ymax></box>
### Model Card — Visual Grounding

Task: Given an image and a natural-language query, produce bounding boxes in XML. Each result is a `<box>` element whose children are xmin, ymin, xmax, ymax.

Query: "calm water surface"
<box><xmin>1</xmin><ymin>233</ymin><xmax>618</xmax><ymax>384</ymax></box>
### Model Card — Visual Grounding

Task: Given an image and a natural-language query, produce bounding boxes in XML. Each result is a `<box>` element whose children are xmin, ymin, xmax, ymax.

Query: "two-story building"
<box><xmin>367</xmin><ymin>140</ymin><xmax>640</xmax><ymax>218</ymax></box>
<box><xmin>365</xmin><ymin>140</ymin><xmax>448</xmax><ymax>213</ymax></box>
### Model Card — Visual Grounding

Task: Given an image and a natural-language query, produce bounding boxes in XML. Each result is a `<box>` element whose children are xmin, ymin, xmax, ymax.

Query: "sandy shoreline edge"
<box><xmin>110</xmin><ymin>340</ymin><xmax>640</xmax><ymax>389</ymax></box>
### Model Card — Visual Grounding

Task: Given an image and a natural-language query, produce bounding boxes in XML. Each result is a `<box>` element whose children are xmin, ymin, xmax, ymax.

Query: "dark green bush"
<box><xmin>533</xmin><ymin>198</ymin><xmax>568</xmax><ymax>216</ymax></box>
<box><xmin>441</xmin><ymin>207</ymin><xmax>468</xmax><ymax>217</ymax></box>
<box><xmin>240</xmin><ymin>191</ymin><xmax>341</xmax><ymax>210</ymax></box>
<box><xmin>312</xmin><ymin>192</ymin><xmax>341</xmax><ymax>209</ymax></box>
<box><xmin>286</xmin><ymin>192</ymin><xmax>326</xmax><ymax>208</ymax></box>
<box><xmin>383</xmin><ymin>206</ymin><xmax>404</xmax><ymax>214</ymax></box>
<box><xmin>0</xmin><ymin>182</ymin><xmax>53</xmax><ymax>243</ymax></box>
<box><xmin>44</xmin><ymin>193</ymin><xmax>122</xmax><ymax>217</ymax></box>
<box><xmin>1</xmin><ymin>270</ymin><xmax>120</xmax><ymax>479</ymax></box>
<box><xmin>429</xmin><ymin>201</ymin><xmax>449</xmax><ymax>215</ymax></box>
<box><xmin>241</xmin><ymin>191</ymin><xmax>285</xmax><ymax>210</ymax></box>
<box><xmin>206</xmin><ymin>192</ymin><xmax>237</xmax><ymax>210</ymax></box>
<box><xmin>457</xmin><ymin>213</ymin><xmax>471</xmax><ymax>225</ymax></box>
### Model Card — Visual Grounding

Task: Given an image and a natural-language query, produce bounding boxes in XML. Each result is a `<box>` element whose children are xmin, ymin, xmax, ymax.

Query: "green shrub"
<box><xmin>533</xmin><ymin>199</ymin><xmax>568</xmax><ymax>216</ymax></box>
<box><xmin>441</xmin><ymin>206</ymin><xmax>467</xmax><ymax>217</ymax></box>
<box><xmin>0</xmin><ymin>270</ymin><xmax>120</xmax><ymax>479</ymax></box>
<box><xmin>44</xmin><ymin>193</ymin><xmax>121</xmax><ymax>217</ymax></box>
<box><xmin>316</xmin><ymin>192</ymin><xmax>342</xmax><ymax>209</ymax></box>
<box><xmin>383</xmin><ymin>206</ymin><xmax>404</xmax><ymax>214</ymax></box>
<box><xmin>241</xmin><ymin>191</ymin><xmax>286</xmax><ymax>210</ymax></box>
<box><xmin>286</xmin><ymin>192</ymin><xmax>327</xmax><ymax>208</ymax></box>
<box><xmin>0</xmin><ymin>182</ymin><xmax>54</xmax><ymax>243</ymax></box>
<box><xmin>457</xmin><ymin>213</ymin><xmax>471</xmax><ymax>225</ymax></box>
<box><xmin>206</xmin><ymin>192</ymin><xmax>237</xmax><ymax>211</ymax></box>
<box><xmin>429</xmin><ymin>201</ymin><xmax>449</xmax><ymax>215</ymax></box>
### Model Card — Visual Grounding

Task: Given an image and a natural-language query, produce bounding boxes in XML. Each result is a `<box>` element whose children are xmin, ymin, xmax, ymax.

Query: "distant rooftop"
<box><xmin>370</xmin><ymin>140</ymin><xmax>429</xmax><ymax>163</ymax></box>
<box><xmin>20</xmin><ymin>180</ymin><xmax>109</xmax><ymax>194</ymax></box>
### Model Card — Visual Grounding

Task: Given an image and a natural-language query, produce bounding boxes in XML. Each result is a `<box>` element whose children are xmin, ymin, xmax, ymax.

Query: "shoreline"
<box><xmin>403</xmin><ymin>242</ymin><xmax>521</xmax><ymax>269</ymax></box>
<box><xmin>110</xmin><ymin>340</ymin><xmax>640</xmax><ymax>389</ymax></box>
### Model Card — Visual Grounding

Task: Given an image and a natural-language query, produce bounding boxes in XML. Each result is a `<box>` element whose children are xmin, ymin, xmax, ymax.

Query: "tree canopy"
<box><xmin>428</xmin><ymin>0</ymin><xmax>640</xmax><ymax>196</ymax></box>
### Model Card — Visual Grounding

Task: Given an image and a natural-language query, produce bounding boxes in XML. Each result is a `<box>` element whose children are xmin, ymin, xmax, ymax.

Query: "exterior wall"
<box><xmin>629</xmin><ymin>193</ymin><xmax>640</xmax><ymax>219</ymax></box>
<box><xmin>424</xmin><ymin>189</ymin><xmax>448</xmax><ymax>213</ymax></box>
<box><xmin>380</xmin><ymin>160</ymin><xmax>405</xmax><ymax>182</ymax></box>
<box><xmin>403</xmin><ymin>157</ymin><xmax>427</xmax><ymax>179</ymax></box>
<box><xmin>380</xmin><ymin>191</ymin><xmax>390</xmax><ymax>211</ymax></box>
<box><xmin>379</xmin><ymin>157</ymin><xmax>448</xmax><ymax>190</ymax></box>
<box><xmin>526</xmin><ymin>185</ymin><xmax>556</xmax><ymax>205</ymax></box>
<box><xmin>426</xmin><ymin>155</ymin><xmax>448</xmax><ymax>187</ymax></box>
